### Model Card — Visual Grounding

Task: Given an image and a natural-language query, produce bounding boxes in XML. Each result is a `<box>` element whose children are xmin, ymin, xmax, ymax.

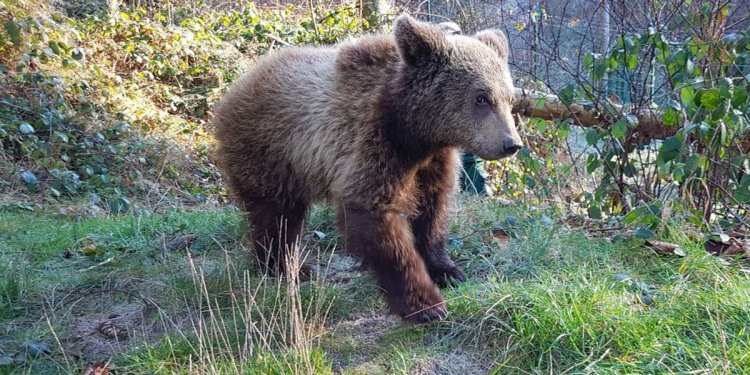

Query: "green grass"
<box><xmin>0</xmin><ymin>199</ymin><xmax>748</xmax><ymax>374</ymax></box>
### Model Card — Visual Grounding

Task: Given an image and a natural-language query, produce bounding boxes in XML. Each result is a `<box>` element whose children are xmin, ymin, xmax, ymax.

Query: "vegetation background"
<box><xmin>0</xmin><ymin>0</ymin><xmax>749</xmax><ymax>374</ymax></box>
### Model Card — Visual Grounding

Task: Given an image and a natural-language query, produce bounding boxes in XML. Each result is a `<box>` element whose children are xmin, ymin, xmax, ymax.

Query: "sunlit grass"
<box><xmin>0</xmin><ymin>199</ymin><xmax>748</xmax><ymax>373</ymax></box>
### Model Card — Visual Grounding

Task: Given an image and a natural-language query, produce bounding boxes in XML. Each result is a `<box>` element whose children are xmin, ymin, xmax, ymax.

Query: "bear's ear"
<box><xmin>474</xmin><ymin>29</ymin><xmax>510</xmax><ymax>61</ymax></box>
<box><xmin>394</xmin><ymin>14</ymin><xmax>449</xmax><ymax>66</ymax></box>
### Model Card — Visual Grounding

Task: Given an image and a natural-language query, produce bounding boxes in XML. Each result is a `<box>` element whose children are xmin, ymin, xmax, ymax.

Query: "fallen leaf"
<box><xmin>162</xmin><ymin>234</ymin><xmax>198</xmax><ymax>251</ymax></box>
<box><xmin>612</xmin><ymin>273</ymin><xmax>631</xmax><ymax>282</ymax></box>
<box><xmin>644</xmin><ymin>240</ymin><xmax>685</xmax><ymax>256</ymax></box>
<box><xmin>708</xmin><ymin>232</ymin><xmax>731</xmax><ymax>244</ymax></box>
<box><xmin>97</xmin><ymin>320</ymin><xmax>127</xmax><ymax>339</ymax></box>
<box><xmin>504</xmin><ymin>215</ymin><xmax>519</xmax><ymax>226</ymax></box>
<box><xmin>491</xmin><ymin>228</ymin><xmax>510</xmax><ymax>240</ymax></box>
<box><xmin>705</xmin><ymin>237</ymin><xmax>750</xmax><ymax>256</ymax></box>
<box><xmin>704</xmin><ymin>240</ymin><xmax>728</xmax><ymax>255</ymax></box>
<box><xmin>727</xmin><ymin>228</ymin><xmax>750</xmax><ymax>239</ymax></box>
<box><xmin>79</xmin><ymin>238</ymin><xmax>100</xmax><ymax>257</ymax></box>
<box><xmin>82</xmin><ymin>362</ymin><xmax>109</xmax><ymax>375</ymax></box>
<box><xmin>25</xmin><ymin>342</ymin><xmax>50</xmax><ymax>357</ymax></box>
<box><xmin>540</xmin><ymin>215</ymin><xmax>553</xmax><ymax>225</ymax></box>
<box><xmin>639</xmin><ymin>293</ymin><xmax>655</xmax><ymax>306</ymax></box>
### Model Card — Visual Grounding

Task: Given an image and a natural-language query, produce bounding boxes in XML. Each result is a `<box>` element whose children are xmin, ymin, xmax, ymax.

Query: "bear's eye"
<box><xmin>475</xmin><ymin>94</ymin><xmax>490</xmax><ymax>106</ymax></box>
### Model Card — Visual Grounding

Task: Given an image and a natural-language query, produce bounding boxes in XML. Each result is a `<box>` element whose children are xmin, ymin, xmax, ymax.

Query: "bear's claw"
<box><xmin>430</xmin><ymin>266</ymin><xmax>467</xmax><ymax>288</ymax></box>
<box><xmin>405</xmin><ymin>304</ymin><xmax>448</xmax><ymax>324</ymax></box>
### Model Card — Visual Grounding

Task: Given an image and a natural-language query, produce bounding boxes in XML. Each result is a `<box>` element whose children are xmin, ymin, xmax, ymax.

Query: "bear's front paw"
<box><xmin>429</xmin><ymin>265</ymin><xmax>467</xmax><ymax>288</ymax></box>
<box><xmin>391</xmin><ymin>286</ymin><xmax>447</xmax><ymax>324</ymax></box>
<box><xmin>405</xmin><ymin>303</ymin><xmax>448</xmax><ymax>324</ymax></box>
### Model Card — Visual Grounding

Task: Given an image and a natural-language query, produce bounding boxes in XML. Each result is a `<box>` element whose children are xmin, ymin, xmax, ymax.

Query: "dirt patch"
<box><xmin>326</xmin><ymin>315</ymin><xmax>401</xmax><ymax>373</ymax></box>
<box><xmin>59</xmin><ymin>291</ymin><xmax>161</xmax><ymax>362</ymax></box>
<box><xmin>411</xmin><ymin>349</ymin><xmax>490</xmax><ymax>375</ymax></box>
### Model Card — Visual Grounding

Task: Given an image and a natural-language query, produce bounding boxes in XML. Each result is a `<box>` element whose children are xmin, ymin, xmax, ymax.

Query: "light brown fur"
<box><xmin>212</xmin><ymin>15</ymin><xmax>522</xmax><ymax>323</ymax></box>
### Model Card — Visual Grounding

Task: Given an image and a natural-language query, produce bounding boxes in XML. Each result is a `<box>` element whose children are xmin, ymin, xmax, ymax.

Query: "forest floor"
<box><xmin>1</xmin><ymin>196</ymin><xmax>749</xmax><ymax>374</ymax></box>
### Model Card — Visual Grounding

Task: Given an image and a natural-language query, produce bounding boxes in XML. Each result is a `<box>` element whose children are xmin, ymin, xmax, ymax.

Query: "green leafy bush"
<box><xmin>0</xmin><ymin>0</ymin><xmax>367</xmax><ymax>206</ymax></box>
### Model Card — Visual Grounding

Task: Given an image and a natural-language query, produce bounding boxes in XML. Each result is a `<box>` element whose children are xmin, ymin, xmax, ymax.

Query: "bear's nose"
<box><xmin>503</xmin><ymin>139</ymin><xmax>523</xmax><ymax>155</ymax></box>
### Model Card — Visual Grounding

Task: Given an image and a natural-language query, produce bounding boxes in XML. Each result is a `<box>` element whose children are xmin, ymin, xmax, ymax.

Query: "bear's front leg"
<box><xmin>412</xmin><ymin>150</ymin><xmax>467</xmax><ymax>288</ymax></box>
<box><xmin>338</xmin><ymin>204</ymin><xmax>447</xmax><ymax>323</ymax></box>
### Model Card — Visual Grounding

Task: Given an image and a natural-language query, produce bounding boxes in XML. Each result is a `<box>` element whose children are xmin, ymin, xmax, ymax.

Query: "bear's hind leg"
<box><xmin>339</xmin><ymin>204</ymin><xmax>447</xmax><ymax>323</ymax></box>
<box><xmin>243</xmin><ymin>196</ymin><xmax>308</xmax><ymax>276</ymax></box>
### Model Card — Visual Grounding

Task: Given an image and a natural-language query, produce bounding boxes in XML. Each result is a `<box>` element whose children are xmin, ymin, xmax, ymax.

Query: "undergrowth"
<box><xmin>0</xmin><ymin>199</ymin><xmax>748</xmax><ymax>374</ymax></box>
<box><xmin>0</xmin><ymin>0</ymin><xmax>372</xmax><ymax>209</ymax></box>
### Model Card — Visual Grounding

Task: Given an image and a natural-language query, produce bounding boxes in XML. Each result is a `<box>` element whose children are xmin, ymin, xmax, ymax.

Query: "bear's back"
<box><xmin>213</xmin><ymin>35</ymin><xmax>402</xmax><ymax>202</ymax></box>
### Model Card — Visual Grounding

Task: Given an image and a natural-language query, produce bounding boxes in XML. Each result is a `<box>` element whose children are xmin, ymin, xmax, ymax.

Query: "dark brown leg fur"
<box><xmin>238</xmin><ymin>190</ymin><xmax>308</xmax><ymax>275</ymax></box>
<box><xmin>338</xmin><ymin>204</ymin><xmax>447</xmax><ymax>323</ymax></box>
<box><xmin>412</xmin><ymin>150</ymin><xmax>466</xmax><ymax>288</ymax></box>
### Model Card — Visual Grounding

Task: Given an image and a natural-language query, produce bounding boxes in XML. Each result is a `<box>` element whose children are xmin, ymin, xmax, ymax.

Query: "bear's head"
<box><xmin>393</xmin><ymin>15</ymin><xmax>523</xmax><ymax>160</ymax></box>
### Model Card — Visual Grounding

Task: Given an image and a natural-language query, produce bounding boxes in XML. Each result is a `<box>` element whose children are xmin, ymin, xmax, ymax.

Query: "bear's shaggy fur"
<box><xmin>212</xmin><ymin>15</ymin><xmax>522</xmax><ymax>323</ymax></box>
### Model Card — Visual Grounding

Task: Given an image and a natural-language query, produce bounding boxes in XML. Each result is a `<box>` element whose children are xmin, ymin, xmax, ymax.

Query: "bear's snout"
<box><xmin>503</xmin><ymin>139</ymin><xmax>523</xmax><ymax>155</ymax></box>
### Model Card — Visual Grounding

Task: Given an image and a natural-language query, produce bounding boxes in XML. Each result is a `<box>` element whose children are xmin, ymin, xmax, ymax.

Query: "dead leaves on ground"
<box><xmin>704</xmin><ymin>232</ymin><xmax>750</xmax><ymax>257</ymax></box>
<box><xmin>644</xmin><ymin>240</ymin><xmax>686</xmax><ymax>257</ymax></box>
<box><xmin>96</xmin><ymin>319</ymin><xmax>128</xmax><ymax>340</ymax></box>
<box><xmin>81</xmin><ymin>362</ymin><xmax>109</xmax><ymax>375</ymax></box>
<box><xmin>161</xmin><ymin>234</ymin><xmax>198</xmax><ymax>251</ymax></box>
<box><xmin>704</xmin><ymin>232</ymin><xmax>750</xmax><ymax>272</ymax></box>
<box><xmin>565</xmin><ymin>213</ymin><xmax>750</xmax><ymax>265</ymax></box>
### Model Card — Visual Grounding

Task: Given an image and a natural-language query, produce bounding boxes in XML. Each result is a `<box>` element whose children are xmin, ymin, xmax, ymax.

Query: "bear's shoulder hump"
<box><xmin>336</xmin><ymin>35</ymin><xmax>400</xmax><ymax>72</ymax></box>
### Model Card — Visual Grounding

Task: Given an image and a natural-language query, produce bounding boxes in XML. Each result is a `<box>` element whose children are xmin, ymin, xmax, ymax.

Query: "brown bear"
<box><xmin>212</xmin><ymin>14</ymin><xmax>522</xmax><ymax>323</ymax></box>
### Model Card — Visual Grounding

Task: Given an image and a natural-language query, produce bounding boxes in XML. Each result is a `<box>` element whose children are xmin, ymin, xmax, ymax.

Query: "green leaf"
<box><xmin>523</xmin><ymin>175</ymin><xmax>536</xmax><ymax>188</ymax></box>
<box><xmin>528</xmin><ymin>117</ymin><xmax>547</xmax><ymax>132</ymax></box>
<box><xmin>587</xmin><ymin>206</ymin><xmax>602</xmax><ymax>219</ymax></box>
<box><xmin>662</xmin><ymin>106</ymin><xmax>679</xmax><ymax>126</ymax></box>
<box><xmin>623</xmin><ymin>209</ymin><xmax>641</xmax><ymax>224</ymax></box>
<box><xmin>606</xmin><ymin>54</ymin><xmax>619</xmax><ymax>70</ymax></box>
<box><xmin>592</xmin><ymin>60</ymin><xmax>607</xmax><ymax>80</ymax></box>
<box><xmin>3</xmin><ymin>20</ymin><xmax>22</xmax><ymax>47</ymax></box>
<box><xmin>685</xmin><ymin>58</ymin><xmax>695</xmax><ymax>75</ymax></box>
<box><xmin>700</xmin><ymin>89</ymin><xmax>721</xmax><ymax>109</ymax></box>
<box><xmin>633</xmin><ymin>228</ymin><xmax>655</xmax><ymax>239</ymax></box>
<box><xmin>672</xmin><ymin>164</ymin><xmax>685</xmax><ymax>182</ymax></box>
<box><xmin>558</xmin><ymin>84</ymin><xmax>577</xmax><ymax>106</ymax></box>
<box><xmin>732</xmin><ymin>87</ymin><xmax>748</xmax><ymax>108</ymax></box>
<box><xmin>583</xmin><ymin>52</ymin><xmax>594</xmax><ymax>68</ymax></box>
<box><xmin>611</xmin><ymin>119</ymin><xmax>628</xmax><ymax>138</ymax></box>
<box><xmin>658</xmin><ymin>136</ymin><xmax>683</xmax><ymax>163</ymax></box>
<box><xmin>680</xmin><ymin>86</ymin><xmax>695</xmax><ymax>108</ymax></box>
<box><xmin>626</xmin><ymin>50</ymin><xmax>638</xmax><ymax>71</ymax></box>
<box><xmin>736</xmin><ymin>174</ymin><xmax>750</xmax><ymax>203</ymax></box>
<box><xmin>48</xmin><ymin>41</ymin><xmax>61</xmax><ymax>55</ymax></box>
<box><xmin>108</xmin><ymin>197</ymin><xmax>130</xmax><ymax>215</ymax></box>
<box><xmin>586</xmin><ymin>153</ymin><xmax>601</xmax><ymax>173</ymax></box>
<box><xmin>585</xmin><ymin>129</ymin><xmax>599</xmax><ymax>145</ymax></box>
